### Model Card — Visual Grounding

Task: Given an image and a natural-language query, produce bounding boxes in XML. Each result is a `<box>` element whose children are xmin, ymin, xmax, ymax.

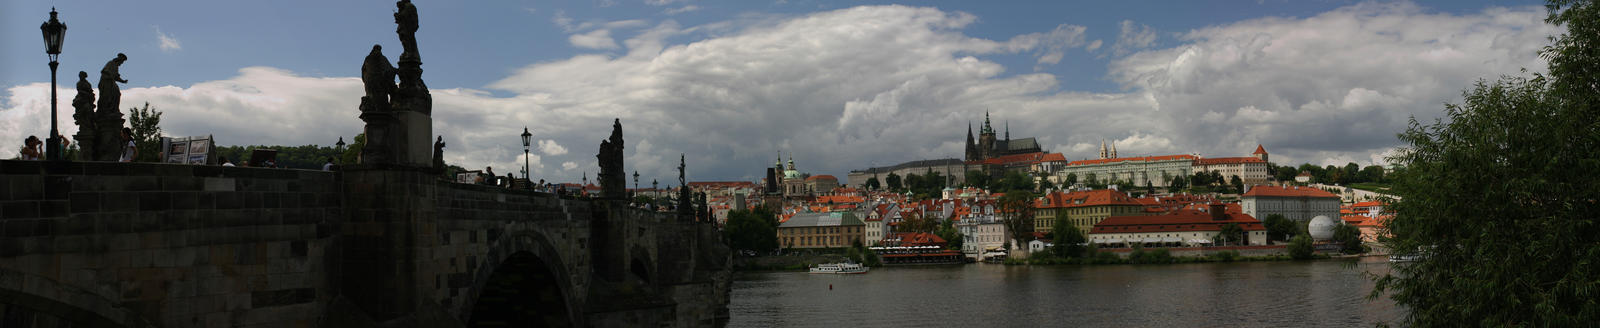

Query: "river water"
<box><xmin>729</xmin><ymin>257</ymin><xmax>1402</xmax><ymax>327</ymax></box>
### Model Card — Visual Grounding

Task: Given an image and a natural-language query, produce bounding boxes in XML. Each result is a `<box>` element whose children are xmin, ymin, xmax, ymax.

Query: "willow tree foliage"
<box><xmin>1374</xmin><ymin>1</ymin><xmax>1600</xmax><ymax>325</ymax></box>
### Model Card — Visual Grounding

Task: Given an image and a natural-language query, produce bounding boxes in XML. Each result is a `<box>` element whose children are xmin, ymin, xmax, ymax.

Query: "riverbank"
<box><xmin>1007</xmin><ymin>245</ymin><xmax>1345</xmax><ymax>266</ymax></box>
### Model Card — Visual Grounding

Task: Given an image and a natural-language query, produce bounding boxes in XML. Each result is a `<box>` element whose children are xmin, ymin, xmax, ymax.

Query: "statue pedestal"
<box><xmin>394</xmin><ymin>111</ymin><xmax>432</xmax><ymax>167</ymax></box>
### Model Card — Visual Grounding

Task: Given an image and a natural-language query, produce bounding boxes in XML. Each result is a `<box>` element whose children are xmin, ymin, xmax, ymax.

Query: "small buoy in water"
<box><xmin>829</xmin><ymin>284</ymin><xmax>833</xmax><ymax>290</ymax></box>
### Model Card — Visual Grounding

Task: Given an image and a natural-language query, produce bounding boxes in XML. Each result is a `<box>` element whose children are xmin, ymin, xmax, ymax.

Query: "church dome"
<box><xmin>784</xmin><ymin>170</ymin><xmax>801</xmax><ymax>179</ymax></box>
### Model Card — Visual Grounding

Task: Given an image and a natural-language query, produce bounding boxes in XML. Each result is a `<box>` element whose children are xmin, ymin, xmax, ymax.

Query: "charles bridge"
<box><xmin>0</xmin><ymin>159</ymin><xmax>732</xmax><ymax>327</ymax></box>
<box><xmin>0</xmin><ymin>1</ymin><xmax>731</xmax><ymax>326</ymax></box>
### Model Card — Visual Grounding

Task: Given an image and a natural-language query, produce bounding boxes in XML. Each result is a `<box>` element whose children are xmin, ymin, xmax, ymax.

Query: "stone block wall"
<box><xmin>0</xmin><ymin>160</ymin><xmax>341</xmax><ymax>328</ymax></box>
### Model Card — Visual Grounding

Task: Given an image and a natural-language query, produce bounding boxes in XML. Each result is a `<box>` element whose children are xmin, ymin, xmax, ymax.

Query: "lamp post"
<box><xmin>521</xmin><ymin>127</ymin><xmax>532</xmax><ymax>187</ymax></box>
<box><xmin>40</xmin><ymin>8</ymin><xmax>67</xmax><ymax>161</ymax></box>
<box><xmin>335</xmin><ymin>137</ymin><xmax>346</xmax><ymax>163</ymax></box>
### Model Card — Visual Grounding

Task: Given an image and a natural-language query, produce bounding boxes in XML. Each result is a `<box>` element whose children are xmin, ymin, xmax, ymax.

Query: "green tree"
<box><xmin>1064</xmin><ymin>172</ymin><xmax>1078</xmax><ymax>187</ymax></box>
<box><xmin>1358</xmin><ymin>165</ymin><xmax>1386</xmax><ymax>183</ymax></box>
<box><xmin>964</xmin><ymin>170</ymin><xmax>990</xmax><ymax>188</ymax></box>
<box><xmin>864</xmin><ymin>176</ymin><xmax>881</xmax><ymax>190</ymax></box>
<box><xmin>885</xmin><ymin>172</ymin><xmax>902</xmax><ymax>191</ymax></box>
<box><xmin>1217</xmin><ymin>223</ymin><xmax>1244</xmax><ymax>246</ymax></box>
<box><xmin>995</xmin><ymin>170</ymin><xmax>1034</xmax><ymax>192</ymax></box>
<box><xmin>722</xmin><ymin>208</ymin><xmax>779</xmax><ymax>252</ymax></box>
<box><xmin>128</xmin><ymin>102</ymin><xmax>162</xmax><ymax>162</ymax></box>
<box><xmin>1229</xmin><ymin>175</ymin><xmax>1244</xmax><ymax>194</ymax></box>
<box><xmin>1262</xmin><ymin>214</ymin><xmax>1296</xmax><ymax>242</ymax></box>
<box><xmin>329</xmin><ymin>133</ymin><xmax>368</xmax><ymax>165</ymax></box>
<box><xmin>935</xmin><ymin>219</ymin><xmax>964</xmax><ymax>251</ymax></box>
<box><xmin>997</xmin><ymin>190</ymin><xmax>1036</xmax><ymax>252</ymax></box>
<box><xmin>1052</xmin><ymin>224</ymin><xmax>1087</xmax><ymax>258</ymax></box>
<box><xmin>1169</xmin><ymin>174</ymin><xmax>1187</xmax><ymax>190</ymax></box>
<box><xmin>1369</xmin><ymin>1</ymin><xmax>1600</xmax><ymax>324</ymax></box>
<box><xmin>1373</xmin><ymin>2</ymin><xmax>1600</xmax><ymax>325</ymax></box>
<box><xmin>1274</xmin><ymin>165</ymin><xmax>1298</xmax><ymax>182</ymax></box>
<box><xmin>1332</xmin><ymin>224</ymin><xmax>1364</xmax><ymax>254</ymax></box>
<box><xmin>1287</xmin><ymin>234</ymin><xmax>1314</xmax><ymax>260</ymax></box>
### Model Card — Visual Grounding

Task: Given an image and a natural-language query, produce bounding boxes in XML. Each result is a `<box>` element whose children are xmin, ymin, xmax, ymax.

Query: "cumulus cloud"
<box><xmin>1004</xmin><ymin>23</ymin><xmax>1089</xmax><ymax>70</ymax></box>
<box><xmin>1109</xmin><ymin>2</ymin><xmax>1555</xmax><ymax>165</ymax></box>
<box><xmin>156</xmin><ymin>27</ymin><xmax>182</xmax><ymax>53</ymax></box>
<box><xmin>1112</xmin><ymin>20</ymin><xmax>1157</xmax><ymax>56</ymax></box>
<box><xmin>1</xmin><ymin>3</ymin><xmax>1557</xmax><ymax>183</ymax></box>
<box><xmin>570</xmin><ymin>29</ymin><xmax>620</xmax><ymax>49</ymax></box>
<box><xmin>539</xmin><ymin>139</ymin><xmax>569</xmax><ymax>155</ymax></box>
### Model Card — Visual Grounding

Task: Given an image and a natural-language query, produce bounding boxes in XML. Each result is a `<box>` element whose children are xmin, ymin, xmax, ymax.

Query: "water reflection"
<box><xmin>730</xmin><ymin>257</ymin><xmax>1399</xmax><ymax>327</ymax></box>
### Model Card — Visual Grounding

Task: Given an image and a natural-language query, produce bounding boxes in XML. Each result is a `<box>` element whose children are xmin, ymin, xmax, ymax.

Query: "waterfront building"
<box><xmin>1088</xmin><ymin>203</ymin><xmax>1268</xmax><ymax>247</ymax></box>
<box><xmin>1191</xmin><ymin>145</ymin><xmax>1272</xmax><ymax>186</ymax></box>
<box><xmin>956</xmin><ymin>210</ymin><xmax>1008</xmax><ymax>259</ymax></box>
<box><xmin>1240</xmin><ymin>185</ymin><xmax>1341</xmax><ymax>223</ymax></box>
<box><xmin>777</xmin><ymin>212</ymin><xmax>865</xmax><ymax>249</ymax></box>
<box><xmin>1033</xmin><ymin>189</ymin><xmax>1149</xmax><ymax>234</ymax></box>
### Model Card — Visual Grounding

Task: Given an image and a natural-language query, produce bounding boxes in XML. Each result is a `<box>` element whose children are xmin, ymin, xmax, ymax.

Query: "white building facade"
<box><xmin>1241</xmin><ymin>186</ymin><xmax>1342</xmax><ymax>223</ymax></box>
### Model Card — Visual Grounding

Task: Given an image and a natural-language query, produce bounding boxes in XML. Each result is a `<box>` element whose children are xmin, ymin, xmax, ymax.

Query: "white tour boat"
<box><xmin>808</xmin><ymin>262</ymin><xmax>869</xmax><ymax>274</ymax></box>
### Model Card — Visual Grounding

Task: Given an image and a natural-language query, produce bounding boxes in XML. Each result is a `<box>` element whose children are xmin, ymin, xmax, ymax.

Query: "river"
<box><xmin>729</xmin><ymin>257</ymin><xmax>1402</xmax><ymax>327</ymax></box>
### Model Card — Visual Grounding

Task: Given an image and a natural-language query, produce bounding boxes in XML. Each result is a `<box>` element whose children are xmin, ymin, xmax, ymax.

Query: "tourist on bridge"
<box><xmin>19</xmin><ymin>136</ymin><xmax>42</xmax><ymax>160</ymax></box>
<box><xmin>118</xmin><ymin>128</ymin><xmax>136</xmax><ymax>163</ymax></box>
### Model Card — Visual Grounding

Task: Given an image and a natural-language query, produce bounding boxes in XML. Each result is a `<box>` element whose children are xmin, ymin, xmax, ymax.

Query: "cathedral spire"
<box><xmin>1004</xmin><ymin>121</ymin><xmax>1010</xmax><ymax>141</ymax></box>
<box><xmin>982</xmin><ymin>111</ymin><xmax>993</xmax><ymax>135</ymax></box>
<box><xmin>1099</xmin><ymin>139</ymin><xmax>1108</xmax><ymax>160</ymax></box>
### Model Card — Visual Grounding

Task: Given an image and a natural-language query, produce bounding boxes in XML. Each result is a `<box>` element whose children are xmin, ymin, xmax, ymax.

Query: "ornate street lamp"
<box><xmin>41</xmin><ymin>8</ymin><xmax>67</xmax><ymax>161</ymax></box>
<box><xmin>521</xmin><ymin>127</ymin><xmax>532</xmax><ymax>186</ymax></box>
<box><xmin>335</xmin><ymin>137</ymin><xmax>346</xmax><ymax>162</ymax></box>
<box><xmin>632</xmin><ymin>171</ymin><xmax>640</xmax><ymax>199</ymax></box>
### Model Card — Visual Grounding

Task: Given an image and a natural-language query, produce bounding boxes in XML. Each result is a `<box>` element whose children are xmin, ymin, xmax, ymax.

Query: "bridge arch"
<box><xmin>463</xmin><ymin>230</ymin><xmax>580</xmax><ymax>327</ymax></box>
<box><xmin>629</xmin><ymin>244</ymin><xmax>655</xmax><ymax>285</ymax></box>
<box><xmin>0</xmin><ymin>269</ymin><xmax>150</xmax><ymax>327</ymax></box>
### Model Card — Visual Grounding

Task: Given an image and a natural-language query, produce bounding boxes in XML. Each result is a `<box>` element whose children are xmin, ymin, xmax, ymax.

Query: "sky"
<box><xmin>0</xmin><ymin>0</ymin><xmax>1557</xmax><ymax>185</ymax></box>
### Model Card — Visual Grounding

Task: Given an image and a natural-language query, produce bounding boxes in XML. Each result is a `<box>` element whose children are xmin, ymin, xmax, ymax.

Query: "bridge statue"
<box><xmin>94</xmin><ymin>54</ymin><xmax>129</xmax><ymax>162</ymax></box>
<box><xmin>597</xmin><ymin>118</ymin><xmax>625</xmax><ymax>199</ymax></box>
<box><xmin>358</xmin><ymin>0</ymin><xmax>432</xmax><ymax>167</ymax></box>
<box><xmin>71</xmin><ymin>71</ymin><xmax>98</xmax><ymax>160</ymax></box>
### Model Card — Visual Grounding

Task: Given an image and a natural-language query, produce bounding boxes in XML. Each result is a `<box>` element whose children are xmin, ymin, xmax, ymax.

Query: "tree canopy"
<box><xmin>1374</xmin><ymin>1</ymin><xmax>1600</xmax><ymax>325</ymax></box>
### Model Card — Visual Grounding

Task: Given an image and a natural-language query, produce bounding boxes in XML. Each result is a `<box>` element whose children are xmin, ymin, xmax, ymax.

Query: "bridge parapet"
<box><xmin>0</xmin><ymin>160</ymin><xmax>341</xmax><ymax>327</ymax></box>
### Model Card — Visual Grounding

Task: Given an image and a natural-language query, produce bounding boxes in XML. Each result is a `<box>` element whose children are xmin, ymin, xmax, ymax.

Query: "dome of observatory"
<box><xmin>1308</xmin><ymin>215</ymin><xmax>1338</xmax><ymax>241</ymax></box>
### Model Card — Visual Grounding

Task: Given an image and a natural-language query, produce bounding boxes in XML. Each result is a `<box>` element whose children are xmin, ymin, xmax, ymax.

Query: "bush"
<box><xmin>1288</xmin><ymin>235</ymin><xmax>1315</xmax><ymax>260</ymax></box>
<box><xmin>1210</xmin><ymin>250</ymin><xmax>1241</xmax><ymax>262</ymax></box>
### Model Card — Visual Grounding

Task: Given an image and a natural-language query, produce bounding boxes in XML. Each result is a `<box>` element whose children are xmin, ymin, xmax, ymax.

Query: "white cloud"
<box><xmin>646</xmin><ymin>0</ymin><xmax>683</xmax><ymax>6</ymax></box>
<box><xmin>1108</xmin><ymin>2</ymin><xmax>1555</xmax><ymax>165</ymax></box>
<box><xmin>1086</xmin><ymin>39</ymin><xmax>1103</xmax><ymax>52</ymax></box>
<box><xmin>663</xmin><ymin>5</ymin><xmax>700</xmax><ymax>15</ymax></box>
<box><xmin>569</xmin><ymin>29</ymin><xmax>620</xmax><ymax>50</ymax></box>
<box><xmin>539</xmin><ymin>139</ymin><xmax>569</xmax><ymax>155</ymax></box>
<box><xmin>1</xmin><ymin>4</ymin><xmax>1557</xmax><ymax>182</ymax></box>
<box><xmin>1112</xmin><ymin>20</ymin><xmax>1157</xmax><ymax>56</ymax></box>
<box><xmin>155</xmin><ymin>27</ymin><xmax>182</xmax><ymax>53</ymax></box>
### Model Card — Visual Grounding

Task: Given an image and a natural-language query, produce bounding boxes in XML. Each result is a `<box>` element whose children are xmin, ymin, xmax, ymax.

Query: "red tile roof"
<box><xmin>1241</xmin><ymin>185</ymin><xmax>1339</xmax><ymax>198</ymax></box>
<box><xmin>806</xmin><ymin>175</ymin><xmax>838</xmax><ymax>181</ymax></box>
<box><xmin>1252</xmin><ymin>144</ymin><xmax>1268</xmax><ymax>155</ymax></box>
<box><xmin>1193</xmin><ymin>157</ymin><xmax>1267</xmax><ymax>165</ymax></box>
<box><xmin>886</xmin><ymin>232</ymin><xmax>947</xmax><ymax>247</ymax></box>
<box><xmin>969</xmin><ymin>152</ymin><xmax>1061</xmax><ymax>166</ymax></box>
<box><xmin>1090</xmin><ymin>209</ymin><xmax>1263</xmax><ymax>234</ymax></box>
<box><xmin>687</xmin><ymin>181</ymin><xmax>759</xmax><ymax>189</ymax></box>
<box><xmin>1041</xmin><ymin>153</ymin><xmax>1066</xmax><ymax>162</ymax></box>
<box><xmin>1067</xmin><ymin>154</ymin><xmax>1197</xmax><ymax>166</ymax></box>
<box><xmin>1035</xmin><ymin>189</ymin><xmax>1145</xmax><ymax>208</ymax></box>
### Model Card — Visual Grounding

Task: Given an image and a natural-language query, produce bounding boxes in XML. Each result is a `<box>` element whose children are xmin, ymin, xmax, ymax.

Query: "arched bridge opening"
<box><xmin>467</xmin><ymin>252</ymin><xmax>572</xmax><ymax>327</ymax></box>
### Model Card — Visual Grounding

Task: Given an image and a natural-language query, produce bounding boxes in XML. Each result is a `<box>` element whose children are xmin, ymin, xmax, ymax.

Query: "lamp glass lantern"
<box><xmin>520</xmin><ymin>127</ymin><xmax>533</xmax><ymax>183</ymax></box>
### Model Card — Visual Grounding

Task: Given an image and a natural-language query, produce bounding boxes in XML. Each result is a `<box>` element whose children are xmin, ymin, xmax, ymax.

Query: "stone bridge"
<box><xmin>0</xmin><ymin>160</ymin><xmax>732</xmax><ymax>327</ymax></box>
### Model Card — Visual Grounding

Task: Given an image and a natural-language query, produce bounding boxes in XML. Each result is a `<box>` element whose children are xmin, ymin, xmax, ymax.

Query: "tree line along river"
<box><xmin>729</xmin><ymin>257</ymin><xmax>1401</xmax><ymax>327</ymax></box>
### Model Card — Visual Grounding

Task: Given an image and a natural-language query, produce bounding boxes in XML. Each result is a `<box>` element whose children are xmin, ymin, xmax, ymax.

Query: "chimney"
<box><xmin>1209</xmin><ymin>203</ymin><xmax>1227</xmax><ymax>221</ymax></box>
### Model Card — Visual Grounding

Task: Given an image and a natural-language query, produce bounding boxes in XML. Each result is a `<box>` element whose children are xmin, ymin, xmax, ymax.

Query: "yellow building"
<box><xmin>1033</xmin><ymin>189</ymin><xmax>1150</xmax><ymax>234</ymax></box>
<box><xmin>778</xmin><ymin>212</ymin><xmax>865</xmax><ymax>249</ymax></box>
